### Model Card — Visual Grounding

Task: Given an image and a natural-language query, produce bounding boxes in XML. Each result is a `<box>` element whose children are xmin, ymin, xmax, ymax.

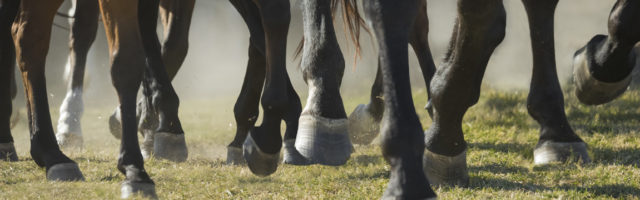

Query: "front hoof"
<box><xmin>573</xmin><ymin>40</ymin><xmax>632</xmax><ymax>105</ymax></box>
<box><xmin>226</xmin><ymin>146</ymin><xmax>245</xmax><ymax>165</ymax></box>
<box><xmin>153</xmin><ymin>132</ymin><xmax>188</xmax><ymax>162</ymax></box>
<box><xmin>46</xmin><ymin>163</ymin><xmax>85</xmax><ymax>181</ymax></box>
<box><xmin>56</xmin><ymin>132</ymin><xmax>83</xmax><ymax>150</ymax></box>
<box><xmin>348</xmin><ymin>104</ymin><xmax>380</xmax><ymax>145</ymax></box>
<box><xmin>121</xmin><ymin>181</ymin><xmax>157</xmax><ymax>199</ymax></box>
<box><xmin>243</xmin><ymin>133</ymin><xmax>279</xmax><ymax>176</ymax></box>
<box><xmin>534</xmin><ymin>141</ymin><xmax>591</xmax><ymax>165</ymax></box>
<box><xmin>283</xmin><ymin>139</ymin><xmax>311</xmax><ymax>165</ymax></box>
<box><xmin>0</xmin><ymin>142</ymin><xmax>18</xmax><ymax>161</ymax></box>
<box><xmin>423</xmin><ymin>149</ymin><xmax>469</xmax><ymax>187</ymax></box>
<box><xmin>109</xmin><ymin>109</ymin><xmax>123</xmax><ymax>139</ymax></box>
<box><xmin>140</xmin><ymin>130</ymin><xmax>155</xmax><ymax>160</ymax></box>
<box><xmin>296</xmin><ymin>115</ymin><xmax>352</xmax><ymax>166</ymax></box>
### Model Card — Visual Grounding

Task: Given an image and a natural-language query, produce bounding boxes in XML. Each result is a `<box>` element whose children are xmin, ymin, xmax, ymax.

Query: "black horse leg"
<box><xmin>521</xmin><ymin>0</ymin><xmax>590</xmax><ymax>165</ymax></box>
<box><xmin>56</xmin><ymin>0</ymin><xmax>100</xmax><ymax>149</ymax></box>
<box><xmin>424</xmin><ymin>0</ymin><xmax>506</xmax><ymax>187</ymax></box>
<box><xmin>12</xmin><ymin>0</ymin><xmax>84</xmax><ymax>181</ymax></box>
<box><xmin>409</xmin><ymin>0</ymin><xmax>436</xmax><ymax>117</ymax></box>
<box><xmin>573</xmin><ymin>0</ymin><xmax>640</xmax><ymax>105</ymax></box>
<box><xmin>0</xmin><ymin>0</ymin><xmax>18</xmax><ymax>161</ymax></box>
<box><xmin>363</xmin><ymin>0</ymin><xmax>436</xmax><ymax>199</ymax></box>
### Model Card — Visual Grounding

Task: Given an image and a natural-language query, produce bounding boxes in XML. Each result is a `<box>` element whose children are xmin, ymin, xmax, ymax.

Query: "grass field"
<box><xmin>2</xmin><ymin>87</ymin><xmax>640</xmax><ymax>199</ymax></box>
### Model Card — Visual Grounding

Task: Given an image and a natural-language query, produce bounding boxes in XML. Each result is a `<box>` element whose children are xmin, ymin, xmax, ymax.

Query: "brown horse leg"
<box><xmin>98</xmin><ymin>0</ymin><xmax>156</xmax><ymax>198</ymax></box>
<box><xmin>12</xmin><ymin>0</ymin><xmax>84</xmax><ymax>181</ymax></box>
<box><xmin>0</xmin><ymin>0</ymin><xmax>18</xmax><ymax>161</ymax></box>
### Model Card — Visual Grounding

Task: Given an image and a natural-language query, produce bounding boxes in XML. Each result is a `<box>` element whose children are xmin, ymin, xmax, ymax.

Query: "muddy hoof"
<box><xmin>46</xmin><ymin>163</ymin><xmax>85</xmax><ymax>181</ymax></box>
<box><xmin>296</xmin><ymin>115</ymin><xmax>352</xmax><ymax>166</ymax></box>
<box><xmin>423</xmin><ymin>149</ymin><xmax>469</xmax><ymax>187</ymax></box>
<box><xmin>573</xmin><ymin>41</ymin><xmax>632</xmax><ymax>105</ymax></box>
<box><xmin>0</xmin><ymin>142</ymin><xmax>18</xmax><ymax>161</ymax></box>
<box><xmin>56</xmin><ymin>132</ymin><xmax>83</xmax><ymax>150</ymax></box>
<box><xmin>283</xmin><ymin>139</ymin><xmax>310</xmax><ymax>165</ymax></box>
<box><xmin>140</xmin><ymin>130</ymin><xmax>155</xmax><ymax>160</ymax></box>
<box><xmin>109</xmin><ymin>108</ymin><xmax>123</xmax><ymax>139</ymax></box>
<box><xmin>121</xmin><ymin>181</ymin><xmax>157</xmax><ymax>199</ymax></box>
<box><xmin>534</xmin><ymin>141</ymin><xmax>591</xmax><ymax>165</ymax></box>
<box><xmin>348</xmin><ymin>104</ymin><xmax>380</xmax><ymax>145</ymax></box>
<box><xmin>243</xmin><ymin>134</ymin><xmax>279</xmax><ymax>176</ymax></box>
<box><xmin>226</xmin><ymin>146</ymin><xmax>245</xmax><ymax>165</ymax></box>
<box><xmin>153</xmin><ymin>132</ymin><xmax>188</xmax><ymax>162</ymax></box>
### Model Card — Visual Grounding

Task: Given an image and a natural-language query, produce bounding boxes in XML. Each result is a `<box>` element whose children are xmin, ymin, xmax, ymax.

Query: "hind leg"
<box><xmin>56</xmin><ymin>0</ymin><xmax>100</xmax><ymax>149</ymax></box>
<box><xmin>573</xmin><ymin>0</ymin><xmax>640</xmax><ymax>105</ymax></box>
<box><xmin>12</xmin><ymin>0</ymin><xmax>84</xmax><ymax>181</ymax></box>
<box><xmin>409</xmin><ymin>0</ymin><xmax>437</xmax><ymax>117</ymax></box>
<box><xmin>0</xmin><ymin>0</ymin><xmax>18</xmax><ymax>161</ymax></box>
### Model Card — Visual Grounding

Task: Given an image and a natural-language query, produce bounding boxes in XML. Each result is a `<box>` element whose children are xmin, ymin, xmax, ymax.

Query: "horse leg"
<box><xmin>98</xmin><ymin>0</ymin><xmax>157</xmax><ymax>197</ymax></box>
<box><xmin>410</xmin><ymin>0</ymin><xmax>437</xmax><ymax>117</ymax></box>
<box><xmin>573</xmin><ymin>0</ymin><xmax>640</xmax><ymax>105</ymax></box>
<box><xmin>56</xmin><ymin>0</ymin><xmax>100</xmax><ymax>149</ymax></box>
<box><xmin>12</xmin><ymin>0</ymin><xmax>85</xmax><ymax>181</ymax></box>
<box><xmin>296</xmin><ymin>0</ymin><xmax>352</xmax><ymax>166</ymax></box>
<box><xmin>362</xmin><ymin>0</ymin><xmax>436</xmax><ymax>198</ymax></box>
<box><xmin>0</xmin><ymin>0</ymin><xmax>18</xmax><ymax>161</ymax></box>
<box><xmin>348</xmin><ymin>61</ymin><xmax>383</xmax><ymax>145</ymax></box>
<box><xmin>424</xmin><ymin>0</ymin><xmax>506</xmax><ymax>187</ymax></box>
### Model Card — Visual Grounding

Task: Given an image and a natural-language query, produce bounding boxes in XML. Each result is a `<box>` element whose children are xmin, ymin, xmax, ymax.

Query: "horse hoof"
<box><xmin>140</xmin><ymin>130</ymin><xmax>155</xmax><ymax>160</ymax></box>
<box><xmin>56</xmin><ymin>132</ymin><xmax>83</xmax><ymax>150</ymax></box>
<box><xmin>534</xmin><ymin>141</ymin><xmax>591</xmax><ymax>165</ymax></box>
<box><xmin>296</xmin><ymin>115</ymin><xmax>352</xmax><ymax>166</ymax></box>
<box><xmin>109</xmin><ymin>108</ymin><xmax>123</xmax><ymax>139</ymax></box>
<box><xmin>573</xmin><ymin>38</ymin><xmax>632</xmax><ymax>105</ymax></box>
<box><xmin>153</xmin><ymin>132</ymin><xmax>188</xmax><ymax>162</ymax></box>
<box><xmin>121</xmin><ymin>181</ymin><xmax>157</xmax><ymax>199</ymax></box>
<box><xmin>46</xmin><ymin>163</ymin><xmax>85</xmax><ymax>181</ymax></box>
<box><xmin>423</xmin><ymin>149</ymin><xmax>469</xmax><ymax>187</ymax></box>
<box><xmin>283</xmin><ymin>139</ymin><xmax>311</xmax><ymax>165</ymax></box>
<box><xmin>243</xmin><ymin>134</ymin><xmax>279</xmax><ymax>176</ymax></box>
<box><xmin>0</xmin><ymin>142</ymin><xmax>18</xmax><ymax>161</ymax></box>
<box><xmin>348</xmin><ymin>104</ymin><xmax>380</xmax><ymax>145</ymax></box>
<box><xmin>226</xmin><ymin>146</ymin><xmax>245</xmax><ymax>165</ymax></box>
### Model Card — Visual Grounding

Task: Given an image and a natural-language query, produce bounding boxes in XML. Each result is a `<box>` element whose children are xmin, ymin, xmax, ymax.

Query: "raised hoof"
<box><xmin>56</xmin><ymin>132</ymin><xmax>83</xmax><ymax>150</ymax></box>
<box><xmin>109</xmin><ymin>108</ymin><xmax>123</xmax><ymax>139</ymax></box>
<box><xmin>140</xmin><ymin>130</ymin><xmax>155</xmax><ymax>160</ymax></box>
<box><xmin>573</xmin><ymin>42</ymin><xmax>632</xmax><ymax>105</ymax></box>
<box><xmin>243</xmin><ymin>134</ymin><xmax>279</xmax><ymax>176</ymax></box>
<box><xmin>46</xmin><ymin>163</ymin><xmax>85</xmax><ymax>181</ymax></box>
<box><xmin>0</xmin><ymin>142</ymin><xmax>18</xmax><ymax>161</ymax></box>
<box><xmin>153</xmin><ymin>132</ymin><xmax>188</xmax><ymax>162</ymax></box>
<box><xmin>226</xmin><ymin>146</ymin><xmax>245</xmax><ymax>165</ymax></box>
<box><xmin>121</xmin><ymin>181</ymin><xmax>157</xmax><ymax>199</ymax></box>
<box><xmin>423</xmin><ymin>149</ymin><xmax>469</xmax><ymax>187</ymax></box>
<box><xmin>348</xmin><ymin>104</ymin><xmax>380</xmax><ymax>145</ymax></box>
<box><xmin>534</xmin><ymin>141</ymin><xmax>591</xmax><ymax>165</ymax></box>
<box><xmin>296</xmin><ymin>115</ymin><xmax>352</xmax><ymax>166</ymax></box>
<box><xmin>282</xmin><ymin>139</ymin><xmax>311</xmax><ymax>165</ymax></box>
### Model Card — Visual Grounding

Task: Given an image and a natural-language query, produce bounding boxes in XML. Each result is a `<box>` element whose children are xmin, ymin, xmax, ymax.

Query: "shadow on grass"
<box><xmin>591</xmin><ymin>146</ymin><xmax>640</xmax><ymax>167</ymax></box>
<box><xmin>470</xmin><ymin>177</ymin><xmax>640</xmax><ymax>198</ymax></box>
<box><xmin>469</xmin><ymin>163</ymin><xmax>528</xmax><ymax>174</ymax></box>
<box><xmin>468</xmin><ymin>142</ymin><xmax>534</xmax><ymax>160</ymax></box>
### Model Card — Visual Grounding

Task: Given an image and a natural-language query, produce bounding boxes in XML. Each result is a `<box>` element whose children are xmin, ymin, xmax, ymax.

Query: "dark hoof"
<box><xmin>0</xmin><ymin>142</ymin><xmax>18</xmax><ymax>161</ymax></box>
<box><xmin>121</xmin><ymin>181</ymin><xmax>157</xmax><ymax>199</ymax></box>
<box><xmin>9</xmin><ymin>110</ymin><xmax>20</xmax><ymax>129</ymax></box>
<box><xmin>46</xmin><ymin>163</ymin><xmax>85</xmax><ymax>181</ymax></box>
<box><xmin>243</xmin><ymin>134</ymin><xmax>279</xmax><ymax>176</ymax></box>
<box><xmin>109</xmin><ymin>108</ymin><xmax>123</xmax><ymax>139</ymax></box>
<box><xmin>422</xmin><ymin>149</ymin><xmax>469</xmax><ymax>187</ymax></box>
<box><xmin>153</xmin><ymin>132</ymin><xmax>188</xmax><ymax>162</ymax></box>
<box><xmin>282</xmin><ymin>139</ymin><xmax>311</xmax><ymax>165</ymax></box>
<box><xmin>140</xmin><ymin>130</ymin><xmax>155</xmax><ymax>160</ymax></box>
<box><xmin>534</xmin><ymin>141</ymin><xmax>591</xmax><ymax>165</ymax></box>
<box><xmin>348</xmin><ymin>104</ymin><xmax>380</xmax><ymax>145</ymax></box>
<box><xmin>56</xmin><ymin>132</ymin><xmax>83</xmax><ymax>150</ymax></box>
<box><xmin>296</xmin><ymin>115</ymin><xmax>352</xmax><ymax>166</ymax></box>
<box><xmin>226</xmin><ymin>146</ymin><xmax>245</xmax><ymax>165</ymax></box>
<box><xmin>573</xmin><ymin>45</ymin><xmax>631</xmax><ymax>105</ymax></box>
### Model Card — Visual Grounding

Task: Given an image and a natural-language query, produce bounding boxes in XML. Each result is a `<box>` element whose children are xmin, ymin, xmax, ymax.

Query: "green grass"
<box><xmin>2</xmin><ymin>87</ymin><xmax>640</xmax><ymax>199</ymax></box>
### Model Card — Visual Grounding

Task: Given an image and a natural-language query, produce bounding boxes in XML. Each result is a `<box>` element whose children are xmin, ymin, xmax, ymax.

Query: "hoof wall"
<box><xmin>140</xmin><ymin>130</ymin><xmax>154</xmax><ymax>160</ymax></box>
<box><xmin>348</xmin><ymin>104</ymin><xmax>380</xmax><ymax>145</ymax></box>
<box><xmin>121</xmin><ymin>181</ymin><xmax>157</xmax><ymax>199</ymax></box>
<box><xmin>423</xmin><ymin>149</ymin><xmax>469</xmax><ymax>187</ymax></box>
<box><xmin>153</xmin><ymin>132</ymin><xmax>188</xmax><ymax>162</ymax></box>
<box><xmin>296</xmin><ymin>115</ymin><xmax>352</xmax><ymax>166</ymax></box>
<box><xmin>243</xmin><ymin>134</ymin><xmax>279</xmax><ymax>176</ymax></box>
<box><xmin>109</xmin><ymin>109</ymin><xmax>123</xmax><ymax>139</ymax></box>
<box><xmin>56</xmin><ymin>132</ymin><xmax>83</xmax><ymax>150</ymax></box>
<box><xmin>534</xmin><ymin>141</ymin><xmax>591</xmax><ymax>165</ymax></box>
<box><xmin>46</xmin><ymin>163</ymin><xmax>85</xmax><ymax>181</ymax></box>
<box><xmin>226</xmin><ymin>146</ymin><xmax>245</xmax><ymax>165</ymax></box>
<box><xmin>573</xmin><ymin>43</ymin><xmax>632</xmax><ymax>105</ymax></box>
<box><xmin>0</xmin><ymin>142</ymin><xmax>18</xmax><ymax>161</ymax></box>
<box><xmin>283</xmin><ymin>139</ymin><xmax>310</xmax><ymax>165</ymax></box>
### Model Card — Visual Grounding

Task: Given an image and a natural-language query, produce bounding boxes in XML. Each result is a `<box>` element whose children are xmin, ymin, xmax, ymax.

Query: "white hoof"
<box><xmin>295</xmin><ymin>114</ymin><xmax>352</xmax><ymax>166</ymax></box>
<box><xmin>423</xmin><ymin>149</ymin><xmax>469</xmax><ymax>187</ymax></box>
<box><xmin>153</xmin><ymin>132</ymin><xmax>188</xmax><ymax>162</ymax></box>
<box><xmin>534</xmin><ymin>141</ymin><xmax>591</xmax><ymax>165</ymax></box>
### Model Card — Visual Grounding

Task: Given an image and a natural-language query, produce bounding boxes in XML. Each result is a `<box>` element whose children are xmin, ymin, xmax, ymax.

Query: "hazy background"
<box><xmin>13</xmin><ymin>0</ymin><xmax>615</xmax><ymax>112</ymax></box>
